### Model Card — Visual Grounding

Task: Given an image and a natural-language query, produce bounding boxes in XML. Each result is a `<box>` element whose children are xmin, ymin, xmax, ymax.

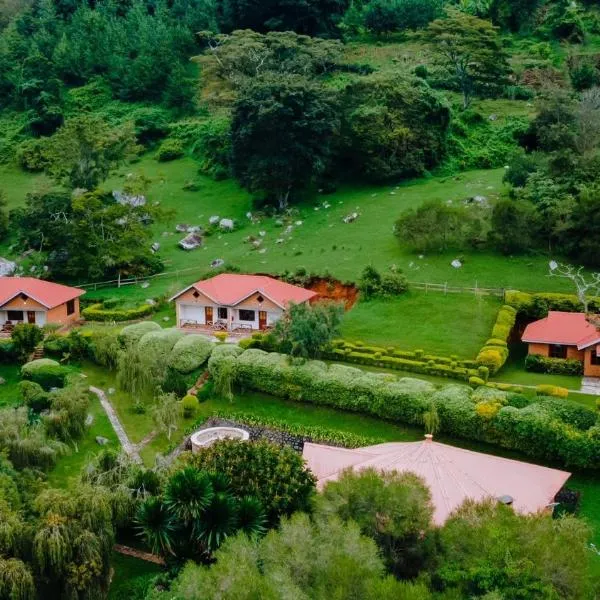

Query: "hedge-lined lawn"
<box><xmin>47</xmin><ymin>391</ymin><xmax>118</xmax><ymax>488</ymax></box>
<box><xmin>341</xmin><ymin>292</ymin><xmax>501</xmax><ymax>358</ymax></box>
<box><xmin>0</xmin><ymin>364</ymin><xmax>22</xmax><ymax>407</ymax></box>
<box><xmin>493</xmin><ymin>343</ymin><xmax>583</xmax><ymax>391</ymax></box>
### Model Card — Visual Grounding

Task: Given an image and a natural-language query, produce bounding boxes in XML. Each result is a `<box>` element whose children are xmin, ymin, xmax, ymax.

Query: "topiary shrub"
<box><xmin>19</xmin><ymin>380</ymin><xmax>50</xmax><ymax>412</ymax></box>
<box><xmin>21</xmin><ymin>359</ymin><xmax>70</xmax><ymax>389</ymax></box>
<box><xmin>168</xmin><ymin>335</ymin><xmax>214</xmax><ymax>374</ymax></box>
<box><xmin>469</xmin><ymin>376</ymin><xmax>485</xmax><ymax>387</ymax></box>
<box><xmin>476</xmin><ymin>347</ymin><xmax>505</xmax><ymax>374</ymax></box>
<box><xmin>156</xmin><ymin>138</ymin><xmax>184</xmax><ymax>162</ymax></box>
<box><xmin>138</xmin><ymin>328</ymin><xmax>185</xmax><ymax>360</ymax></box>
<box><xmin>82</xmin><ymin>302</ymin><xmax>155</xmax><ymax>322</ymax></box>
<box><xmin>536</xmin><ymin>384</ymin><xmax>569</xmax><ymax>399</ymax></box>
<box><xmin>536</xmin><ymin>397</ymin><xmax>597</xmax><ymax>431</ymax></box>
<box><xmin>181</xmin><ymin>394</ymin><xmax>199</xmax><ymax>418</ymax></box>
<box><xmin>525</xmin><ymin>354</ymin><xmax>583</xmax><ymax>376</ymax></box>
<box><xmin>118</xmin><ymin>321</ymin><xmax>161</xmax><ymax>347</ymax></box>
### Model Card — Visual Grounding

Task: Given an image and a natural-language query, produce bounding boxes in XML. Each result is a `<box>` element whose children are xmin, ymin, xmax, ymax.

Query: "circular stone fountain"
<box><xmin>190</xmin><ymin>427</ymin><xmax>249</xmax><ymax>453</ymax></box>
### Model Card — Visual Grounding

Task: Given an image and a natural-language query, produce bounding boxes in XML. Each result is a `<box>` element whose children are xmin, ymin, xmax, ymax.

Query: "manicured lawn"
<box><xmin>47</xmin><ymin>390</ymin><xmax>118</xmax><ymax>488</ymax></box>
<box><xmin>494</xmin><ymin>343</ymin><xmax>583</xmax><ymax>390</ymax></box>
<box><xmin>108</xmin><ymin>553</ymin><xmax>161</xmax><ymax>600</ymax></box>
<box><xmin>341</xmin><ymin>291</ymin><xmax>501</xmax><ymax>358</ymax></box>
<box><xmin>0</xmin><ymin>364</ymin><xmax>22</xmax><ymax>407</ymax></box>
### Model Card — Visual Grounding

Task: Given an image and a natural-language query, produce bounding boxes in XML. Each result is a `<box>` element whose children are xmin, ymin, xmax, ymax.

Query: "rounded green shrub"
<box><xmin>119</xmin><ymin>321</ymin><xmax>161</xmax><ymax>347</ymax></box>
<box><xmin>21</xmin><ymin>359</ymin><xmax>70</xmax><ymax>389</ymax></box>
<box><xmin>181</xmin><ymin>394</ymin><xmax>199</xmax><ymax>418</ymax></box>
<box><xmin>156</xmin><ymin>138</ymin><xmax>184</xmax><ymax>162</ymax></box>
<box><xmin>169</xmin><ymin>335</ymin><xmax>214</xmax><ymax>374</ymax></box>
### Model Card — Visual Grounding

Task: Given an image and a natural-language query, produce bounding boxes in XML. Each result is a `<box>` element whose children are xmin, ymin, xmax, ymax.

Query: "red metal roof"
<box><xmin>174</xmin><ymin>273</ymin><xmax>317</xmax><ymax>308</ymax></box>
<box><xmin>0</xmin><ymin>277</ymin><xmax>84</xmax><ymax>309</ymax></box>
<box><xmin>521</xmin><ymin>311</ymin><xmax>600</xmax><ymax>348</ymax></box>
<box><xmin>304</xmin><ymin>438</ymin><xmax>570</xmax><ymax>525</ymax></box>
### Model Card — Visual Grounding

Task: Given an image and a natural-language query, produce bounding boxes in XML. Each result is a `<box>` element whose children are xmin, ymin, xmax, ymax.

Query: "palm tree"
<box><xmin>164</xmin><ymin>467</ymin><xmax>214</xmax><ymax>524</ymax></box>
<box><xmin>236</xmin><ymin>496</ymin><xmax>267</xmax><ymax>538</ymax></box>
<box><xmin>135</xmin><ymin>497</ymin><xmax>177</xmax><ymax>556</ymax></box>
<box><xmin>195</xmin><ymin>492</ymin><xmax>239</xmax><ymax>552</ymax></box>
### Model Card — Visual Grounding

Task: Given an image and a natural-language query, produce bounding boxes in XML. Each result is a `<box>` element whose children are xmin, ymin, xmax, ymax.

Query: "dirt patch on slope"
<box><xmin>307</xmin><ymin>278</ymin><xmax>359</xmax><ymax>309</ymax></box>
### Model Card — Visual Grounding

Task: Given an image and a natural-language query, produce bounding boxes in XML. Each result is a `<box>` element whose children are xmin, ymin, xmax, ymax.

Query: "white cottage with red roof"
<box><xmin>521</xmin><ymin>311</ymin><xmax>600</xmax><ymax>377</ymax></box>
<box><xmin>0</xmin><ymin>277</ymin><xmax>84</xmax><ymax>329</ymax></box>
<box><xmin>170</xmin><ymin>273</ymin><xmax>317</xmax><ymax>331</ymax></box>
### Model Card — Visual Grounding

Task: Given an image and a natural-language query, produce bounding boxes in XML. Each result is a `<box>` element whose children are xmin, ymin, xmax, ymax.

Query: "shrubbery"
<box><xmin>475</xmin><ymin>305</ymin><xmax>516</xmax><ymax>374</ymax></box>
<box><xmin>525</xmin><ymin>353</ymin><xmax>584</xmax><ymax>375</ymax></box>
<box><xmin>358</xmin><ymin>266</ymin><xmax>408</xmax><ymax>300</ymax></box>
<box><xmin>505</xmin><ymin>289</ymin><xmax>600</xmax><ymax>318</ymax></box>
<box><xmin>208</xmin><ymin>348</ymin><xmax>600</xmax><ymax>469</ymax></box>
<box><xmin>324</xmin><ymin>339</ymin><xmax>482</xmax><ymax>382</ymax></box>
<box><xmin>82</xmin><ymin>302</ymin><xmax>155</xmax><ymax>322</ymax></box>
<box><xmin>118</xmin><ymin>321</ymin><xmax>161</xmax><ymax>347</ymax></box>
<box><xmin>21</xmin><ymin>359</ymin><xmax>70</xmax><ymax>389</ymax></box>
<box><xmin>168</xmin><ymin>335</ymin><xmax>214</xmax><ymax>374</ymax></box>
<box><xmin>156</xmin><ymin>138</ymin><xmax>184</xmax><ymax>162</ymax></box>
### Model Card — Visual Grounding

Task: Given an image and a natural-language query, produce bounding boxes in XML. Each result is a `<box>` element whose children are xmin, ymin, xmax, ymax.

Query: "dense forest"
<box><xmin>1</xmin><ymin>0</ymin><xmax>600</xmax><ymax>281</ymax></box>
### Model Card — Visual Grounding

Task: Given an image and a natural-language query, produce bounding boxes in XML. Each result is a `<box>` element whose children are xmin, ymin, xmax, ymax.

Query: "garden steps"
<box><xmin>113</xmin><ymin>544</ymin><xmax>165</xmax><ymax>565</ymax></box>
<box><xmin>580</xmin><ymin>377</ymin><xmax>600</xmax><ymax>395</ymax></box>
<box><xmin>29</xmin><ymin>344</ymin><xmax>44</xmax><ymax>361</ymax></box>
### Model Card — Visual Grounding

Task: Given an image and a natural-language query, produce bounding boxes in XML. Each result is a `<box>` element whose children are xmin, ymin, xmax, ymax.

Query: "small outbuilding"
<box><xmin>0</xmin><ymin>277</ymin><xmax>84</xmax><ymax>328</ymax></box>
<box><xmin>521</xmin><ymin>311</ymin><xmax>600</xmax><ymax>377</ymax></box>
<box><xmin>170</xmin><ymin>273</ymin><xmax>317</xmax><ymax>332</ymax></box>
<box><xmin>303</xmin><ymin>435</ymin><xmax>570</xmax><ymax>525</ymax></box>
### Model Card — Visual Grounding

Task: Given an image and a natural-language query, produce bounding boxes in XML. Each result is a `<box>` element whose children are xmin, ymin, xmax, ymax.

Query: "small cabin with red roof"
<box><xmin>170</xmin><ymin>274</ymin><xmax>317</xmax><ymax>332</ymax></box>
<box><xmin>0</xmin><ymin>277</ymin><xmax>85</xmax><ymax>329</ymax></box>
<box><xmin>521</xmin><ymin>311</ymin><xmax>600</xmax><ymax>377</ymax></box>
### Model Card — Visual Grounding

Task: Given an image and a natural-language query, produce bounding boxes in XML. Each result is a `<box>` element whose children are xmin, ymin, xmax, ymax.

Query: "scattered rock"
<box><xmin>163</xmin><ymin>316</ymin><xmax>170</xmax><ymax>322</ymax></box>
<box><xmin>0</xmin><ymin>377</ymin><xmax>5</xmax><ymax>385</ymax></box>
<box><xmin>274</xmin><ymin>219</ymin><xmax>284</xmax><ymax>227</ymax></box>
<box><xmin>211</xmin><ymin>258</ymin><xmax>225</xmax><ymax>268</ymax></box>
<box><xmin>451</xmin><ymin>259</ymin><xmax>462</xmax><ymax>268</ymax></box>
<box><xmin>140</xmin><ymin>282</ymin><xmax>150</xmax><ymax>289</ymax></box>
<box><xmin>258</xmin><ymin>248</ymin><xmax>267</xmax><ymax>254</ymax></box>
<box><xmin>259</xmin><ymin>231</ymin><xmax>266</xmax><ymax>237</ymax></box>
<box><xmin>108</xmin><ymin>388</ymin><xmax>115</xmax><ymax>395</ymax></box>
<box><xmin>219</xmin><ymin>218</ymin><xmax>234</xmax><ymax>231</ymax></box>
<box><xmin>276</xmin><ymin>238</ymin><xmax>284</xmax><ymax>244</ymax></box>
<box><xmin>251</xmin><ymin>239</ymin><xmax>262</xmax><ymax>249</ymax></box>
<box><xmin>151</xmin><ymin>242</ymin><xmax>160</xmax><ymax>253</ymax></box>
<box><xmin>96</xmin><ymin>436</ymin><xmax>110</xmax><ymax>446</ymax></box>
<box><xmin>488</xmin><ymin>114</ymin><xmax>498</xmax><ymax>121</ymax></box>
<box><xmin>343</xmin><ymin>212</ymin><xmax>359</xmax><ymax>224</ymax></box>
<box><xmin>175</xmin><ymin>223</ymin><xmax>189</xmax><ymax>233</ymax></box>
<box><xmin>0</xmin><ymin>258</ymin><xmax>16</xmax><ymax>277</ymax></box>
<box><xmin>209</xmin><ymin>215</ymin><xmax>220</xmax><ymax>225</ymax></box>
<box><xmin>295</xmin><ymin>220</ymin><xmax>303</xmax><ymax>226</ymax></box>
<box><xmin>145</xmin><ymin>298</ymin><xmax>156</xmax><ymax>306</ymax></box>
<box><xmin>85</xmin><ymin>414</ymin><xmax>94</xmax><ymax>426</ymax></box>
<box><xmin>179</xmin><ymin>233</ymin><xmax>203</xmax><ymax>250</ymax></box>
<box><xmin>113</xmin><ymin>191</ymin><xmax>146</xmax><ymax>207</ymax></box>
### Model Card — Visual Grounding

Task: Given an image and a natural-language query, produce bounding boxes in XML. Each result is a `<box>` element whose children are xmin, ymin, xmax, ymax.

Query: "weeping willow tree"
<box><xmin>213</xmin><ymin>356</ymin><xmax>235</xmax><ymax>401</ymax></box>
<box><xmin>0</xmin><ymin>558</ymin><xmax>35</xmax><ymax>600</ymax></box>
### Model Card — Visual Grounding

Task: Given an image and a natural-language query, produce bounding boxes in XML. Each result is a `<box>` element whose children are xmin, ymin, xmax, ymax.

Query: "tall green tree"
<box><xmin>44</xmin><ymin>115</ymin><xmax>138</xmax><ymax>190</ymax></box>
<box><xmin>231</xmin><ymin>74</ymin><xmax>339</xmax><ymax>209</ymax></box>
<box><xmin>274</xmin><ymin>301</ymin><xmax>344</xmax><ymax>358</ymax></box>
<box><xmin>423</xmin><ymin>9</ymin><xmax>510</xmax><ymax>108</ymax></box>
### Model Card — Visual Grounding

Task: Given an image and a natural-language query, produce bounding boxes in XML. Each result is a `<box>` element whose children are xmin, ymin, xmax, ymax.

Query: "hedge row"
<box><xmin>322</xmin><ymin>340</ymin><xmax>483</xmax><ymax>382</ymax></box>
<box><xmin>525</xmin><ymin>354</ymin><xmax>584</xmax><ymax>376</ymax></box>
<box><xmin>82</xmin><ymin>302</ymin><xmax>155</xmax><ymax>322</ymax></box>
<box><xmin>208</xmin><ymin>348</ymin><xmax>600</xmax><ymax>469</ymax></box>
<box><xmin>505</xmin><ymin>290</ymin><xmax>600</xmax><ymax>319</ymax></box>
<box><xmin>475</xmin><ymin>305</ymin><xmax>516</xmax><ymax>374</ymax></box>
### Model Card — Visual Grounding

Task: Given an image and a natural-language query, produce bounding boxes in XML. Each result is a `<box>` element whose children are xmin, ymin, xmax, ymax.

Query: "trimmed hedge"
<box><xmin>322</xmin><ymin>340</ymin><xmax>482</xmax><ymax>382</ymax></box>
<box><xmin>82</xmin><ymin>302</ymin><xmax>155</xmax><ymax>322</ymax></box>
<box><xmin>208</xmin><ymin>348</ymin><xmax>600</xmax><ymax>469</ymax></box>
<box><xmin>118</xmin><ymin>321</ymin><xmax>161</xmax><ymax>347</ymax></box>
<box><xmin>168</xmin><ymin>335</ymin><xmax>214</xmax><ymax>374</ymax></box>
<box><xmin>525</xmin><ymin>353</ymin><xmax>584</xmax><ymax>376</ymax></box>
<box><xmin>21</xmin><ymin>359</ymin><xmax>70</xmax><ymax>389</ymax></box>
<box><xmin>505</xmin><ymin>290</ymin><xmax>600</xmax><ymax>319</ymax></box>
<box><xmin>475</xmin><ymin>305</ymin><xmax>516</xmax><ymax>374</ymax></box>
<box><xmin>138</xmin><ymin>328</ymin><xmax>184</xmax><ymax>358</ymax></box>
<box><xmin>536</xmin><ymin>384</ymin><xmax>569</xmax><ymax>398</ymax></box>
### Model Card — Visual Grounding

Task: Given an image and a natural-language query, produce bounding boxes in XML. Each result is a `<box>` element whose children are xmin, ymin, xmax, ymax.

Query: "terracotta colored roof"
<box><xmin>172</xmin><ymin>274</ymin><xmax>317</xmax><ymax>308</ymax></box>
<box><xmin>0</xmin><ymin>277</ymin><xmax>84</xmax><ymax>309</ymax></box>
<box><xmin>303</xmin><ymin>438</ymin><xmax>570</xmax><ymax>525</ymax></box>
<box><xmin>521</xmin><ymin>311</ymin><xmax>600</xmax><ymax>349</ymax></box>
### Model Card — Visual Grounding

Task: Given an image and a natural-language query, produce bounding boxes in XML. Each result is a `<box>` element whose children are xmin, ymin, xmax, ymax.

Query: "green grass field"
<box><xmin>108</xmin><ymin>553</ymin><xmax>161</xmax><ymax>600</ymax></box>
<box><xmin>0</xmin><ymin>157</ymin><xmax>574</xmax><ymax>302</ymax></box>
<box><xmin>341</xmin><ymin>292</ymin><xmax>501</xmax><ymax>357</ymax></box>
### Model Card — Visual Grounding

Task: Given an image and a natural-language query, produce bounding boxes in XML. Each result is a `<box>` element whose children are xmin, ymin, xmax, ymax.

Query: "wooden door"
<box><xmin>205</xmin><ymin>306</ymin><xmax>213</xmax><ymax>324</ymax></box>
<box><xmin>27</xmin><ymin>311</ymin><xmax>36</xmax><ymax>324</ymax></box>
<box><xmin>258</xmin><ymin>311</ymin><xmax>267</xmax><ymax>330</ymax></box>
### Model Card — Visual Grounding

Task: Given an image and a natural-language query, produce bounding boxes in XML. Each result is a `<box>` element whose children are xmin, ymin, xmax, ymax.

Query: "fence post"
<box><xmin>444</xmin><ymin>282</ymin><xmax>447</xmax><ymax>295</ymax></box>
<box><xmin>425</xmin><ymin>283</ymin><xmax>428</xmax><ymax>294</ymax></box>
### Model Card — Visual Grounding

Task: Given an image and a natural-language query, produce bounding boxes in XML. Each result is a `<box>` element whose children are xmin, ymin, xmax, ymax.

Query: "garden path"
<box><xmin>89</xmin><ymin>386</ymin><xmax>142</xmax><ymax>463</ymax></box>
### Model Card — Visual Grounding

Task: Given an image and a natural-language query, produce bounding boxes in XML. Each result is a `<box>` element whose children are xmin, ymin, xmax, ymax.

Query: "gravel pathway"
<box><xmin>89</xmin><ymin>386</ymin><xmax>142</xmax><ymax>463</ymax></box>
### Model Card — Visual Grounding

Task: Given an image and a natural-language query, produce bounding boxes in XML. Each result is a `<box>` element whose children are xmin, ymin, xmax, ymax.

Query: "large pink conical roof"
<box><xmin>303</xmin><ymin>436</ymin><xmax>571</xmax><ymax>525</ymax></box>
